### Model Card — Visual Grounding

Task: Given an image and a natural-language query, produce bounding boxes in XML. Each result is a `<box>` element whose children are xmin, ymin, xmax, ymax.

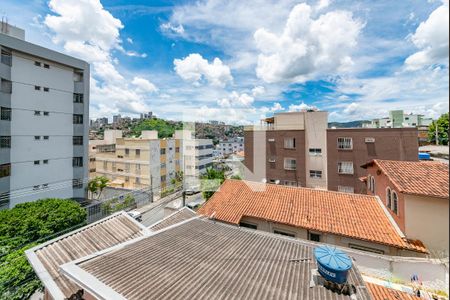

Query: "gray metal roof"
<box><xmin>63</xmin><ymin>218</ymin><xmax>373</xmax><ymax>300</ymax></box>
<box><xmin>25</xmin><ymin>211</ymin><xmax>147</xmax><ymax>299</ymax></box>
<box><xmin>149</xmin><ymin>207</ymin><xmax>197</xmax><ymax>231</ymax></box>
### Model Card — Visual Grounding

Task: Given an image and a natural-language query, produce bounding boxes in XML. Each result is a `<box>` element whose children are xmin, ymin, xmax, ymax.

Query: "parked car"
<box><xmin>185</xmin><ymin>185</ymin><xmax>201</xmax><ymax>195</ymax></box>
<box><xmin>127</xmin><ymin>210</ymin><xmax>142</xmax><ymax>222</ymax></box>
<box><xmin>187</xmin><ymin>200</ymin><xmax>204</xmax><ymax>210</ymax></box>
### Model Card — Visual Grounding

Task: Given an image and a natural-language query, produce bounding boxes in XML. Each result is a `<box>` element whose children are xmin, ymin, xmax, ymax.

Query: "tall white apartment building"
<box><xmin>0</xmin><ymin>24</ymin><xmax>89</xmax><ymax>209</ymax></box>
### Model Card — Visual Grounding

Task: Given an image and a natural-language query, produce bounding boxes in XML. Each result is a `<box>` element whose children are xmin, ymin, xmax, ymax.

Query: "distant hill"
<box><xmin>328</xmin><ymin>120</ymin><xmax>369</xmax><ymax>128</ymax></box>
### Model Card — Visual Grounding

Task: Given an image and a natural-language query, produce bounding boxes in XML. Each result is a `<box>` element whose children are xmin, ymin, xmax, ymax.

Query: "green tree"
<box><xmin>428</xmin><ymin>113</ymin><xmax>449</xmax><ymax>145</ymax></box>
<box><xmin>0</xmin><ymin>199</ymin><xmax>86</xmax><ymax>299</ymax></box>
<box><xmin>201</xmin><ymin>168</ymin><xmax>225</xmax><ymax>200</ymax></box>
<box><xmin>101</xmin><ymin>195</ymin><xmax>136</xmax><ymax>214</ymax></box>
<box><xmin>88</xmin><ymin>176</ymin><xmax>109</xmax><ymax>199</ymax></box>
<box><xmin>131</xmin><ymin>118</ymin><xmax>183</xmax><ymax>138</ymax></box>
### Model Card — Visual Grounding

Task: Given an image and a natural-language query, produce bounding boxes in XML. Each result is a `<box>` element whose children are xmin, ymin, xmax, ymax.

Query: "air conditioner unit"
<box><xmin>365</xmin><ymin>137</ymin><xmax>375</xmax><ymax>143</ymax></box>
<box><xmin>268</xmin><ymin>159</ymin><xmax>276</xmax><ymax>163</ymax></box>
<box><xmin>268</xmin><ymin>138</ymin><xmax>275</xmax><ymax>142</ymax></box>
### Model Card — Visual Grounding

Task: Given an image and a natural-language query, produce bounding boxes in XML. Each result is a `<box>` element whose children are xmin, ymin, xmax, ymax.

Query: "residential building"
<box><xmin>244</xmin><ymin>111</ymin><xmax>418</xmax><ymax>193</ymax></box>
<box><xmin>218</xmin><ymin>137</ymin><xmax>244</xmax><ymax>157</ymax></box>
<box><xmin>32</xmin><ymin>215</ymin><xmax>372</xmax><ymax>300</ymax></box>
<box><xmin>0</xmin><ymin>24</ymin><xmax>89</xmax><ymax>209</ymax></box>
<box><xmin>363</xmin><ymin>110</ymin><xmax>433</xmax><ymax>129</ymax></box>
<box><xmin>94</xmin><ymin>130</ymin><xmax>181</xmax><ymax>192</ymax></box>
<box><xmin>112</xmin><ymin>114</ymin><xmax>121</xmax><ymax>125</ymax></box>
<box><xmin>362</xmin><ymin>159</ymin><xmax>449</xmax><ymax>257</ymax></box>
<box><xmin>140</xmin><ymin>111</ymin><xmax>153</xmax><ymax>119</ymax></box>
<box><xmin>198</xmin><ymin>180</ymin><xmax>428</xmax><ymax>257</ymax></box>
<box><xmin>89</xmin><ymin>130</ymin><xmax>122</xmax><ymax>177</ymax></box>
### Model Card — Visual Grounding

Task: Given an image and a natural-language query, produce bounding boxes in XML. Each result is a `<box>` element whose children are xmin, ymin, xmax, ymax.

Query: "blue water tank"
<box><xmin>314</xmin><ymin>245</ymin><xmax>352</xmax><ymax>284</ymax></box>
<box><xmin>418</xmin><ymin>152</ymin><xmax>431</xmax><ymax>160</ymax></box>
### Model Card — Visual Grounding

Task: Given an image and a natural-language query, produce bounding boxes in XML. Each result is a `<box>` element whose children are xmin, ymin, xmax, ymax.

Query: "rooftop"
<box><xmin>62</xmin><ymin>217</ymin><xmax>373</xmax><ymax>300</ymax></box>
<box><xmin>366</xmin><ymin>283</ymin><xmax>421</xmax><ymax>300</ymax></box>
<box><xmin>25</xmin><ymin>212</ymin><xmax>147</xmax><ymax>299</ymax></box>
<box><xmin>149</xmin><ymin>207</ymin><xmax>197</xmax><ymax>231</ymax></box>
<box><xmin>198</xmin><ymin>180</ymin><xmax>427</xmax><ymax>253</ymax></box>
<box><xmin>362</xmin><ymin>159</ymin><xmax>449</xmax><ymax>199</ymax></box>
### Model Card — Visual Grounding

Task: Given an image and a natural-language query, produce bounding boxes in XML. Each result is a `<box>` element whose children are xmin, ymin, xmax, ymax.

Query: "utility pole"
<box><xmin>435</xmin><ymin>121</ymin><xmax>439</xmax><ymax>146</ymax></box>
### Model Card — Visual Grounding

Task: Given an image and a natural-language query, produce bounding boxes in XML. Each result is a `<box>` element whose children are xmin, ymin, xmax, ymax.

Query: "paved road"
<box><xmin>139</xmin><ymin>193</ymin><xmax>203</xmax><ymax>227</ymax></box>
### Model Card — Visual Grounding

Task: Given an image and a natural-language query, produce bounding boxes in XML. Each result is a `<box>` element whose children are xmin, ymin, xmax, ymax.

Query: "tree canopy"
<box><xmin>200</xmin><ymin>168</ymin><xmax>226</xmax><ymax>200</ymax></box>
<box><xmin>0</xmin><ymin>199</ymin><xmax>86</xmax><ymax>299</ymax></box>
<box><xmin>131</xmin><ymin>118</ymin><xmax>183</xmax><ymax>138</ymax></box>
<box><xmin>428</xmin><ymin>113</ymin><xmax>449</xmax><ymax>145</ymax></box>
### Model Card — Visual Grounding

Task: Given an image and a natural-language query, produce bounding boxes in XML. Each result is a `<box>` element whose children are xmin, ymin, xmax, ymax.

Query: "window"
<box><xmin>161</xmin><ymin>163</ymin><xmax>166</xmax><ymax>169</ymax></box>
<box><xmin>338</xmin><ymin>186</ymin><xmax>354</xmax><ymax>193</ymax></box>
<box><xmin>348</xmin><ymin>244</ymin><xmax>384</xmax><ymax>255</ymax></box>
<box><xmin>308</xmin><ymin>232</ymin><xmax>321</xmax><ymax>242</ymax></box>
<box><xmin>73</xmin><ymin>114</ymin><xmax>83</xmax><ymax>124</ymax></box>
<box><xmin>34</xmin><ymin>136</ymin><xmax>41</xmax><ymax>140</ymax></box>
<box><xmin>125</xmin><ymin>148</ymin><xmax>129</xmax><ymax>155</ymax></box>
<box><xmin>309</xmin><ymin>148</ymin><xmax>322</xmax><ymax>155</ymax></box>
<box><xmin>370</xmin><ymin>176</ymin><xmax>375</xmax><ymax>193</ymax></box>
<box><xmin>386</xmin><ymin>187</ymin><xmax>392</xmax><ymax>209</ymax></box>
<box><xmin>73</xmin><ymin>93</ymin><xmax>84</xmax><ymax>103</ymax></box>
<box><xmin>43</xmin><ymin>136</ymin><xmax>49</xmax><ymax>140</ymax></box>
<box><xmin>239</xmin><ymin>222</ymin><xmax>257</xmax><ymax>229</ymax></box>
<box><xmin>0</xmin><ymin>107</ymin><xmax>11</xmax><ymax>121</ymax></box>
<box><xmin>135</xmin><ymin>149</ymin><xmax>140</xmax><ymax>157</ymax></box>
<box><xmin>43</xmin><ymin>111</ymin><xmax>49</xmax><ymax>116</ymax></box>
<box><xmin>42</xmin><ymin>184</ymin><xmax>49</xmax><ymax>189</ymax></box>
<box><xmin>72</xmin><ymin>157</ymin><xmax>83</xmax><ymax>167</ymax></box>
<box><xmin>160</xmin><ymin>148</ymin><xmax>166</xmax><ymax>155</ymax></box>
<box><xmin>284</xmin><ymin>158</ymin><xmax>296</xmax><ymax>170</ymax></box>
<box><xmin>337</xmin><ymin>137</ymin><xmax>353</xmax><ymax>150</ymax></box>
<box><xmin>273</xmin><ymin>229</ymin><xmax>295</xmax><ymax>238</ymax></box>
<box><xmin>1</xmin><ymin>79</ymin><xmax>12</xmax><ymax>93</ymax></box>
<box><xmin>34</xmin><ymin>111</ymin><xmax>41</xmax><ymax>116</ymax></box>
<box><xmin>176</xmin><ymin>147</ymin><xmax>180</xmax><ymax>153</ymax></box>
<box><xmin>367</xmin><ymin>175</ymin><xmax>372</xmax><ymax>191</ymax></box>
<box><xmin>34</xmin><ymin>61</ymin><xmax>41</xmax><ymax>67</ymax></box>
<box><xmin>41</xmin><ymin>159</ymin><xmax>48</xmax><ymax>165</ymax></box>
<box><xmin>1</xmin><ymin>50</ymin><xmax>12</xmax><ymax>66</ymax></box>
<box><xmin>337</xmin><ymin>162</ymin><xmax>353</xmax><ymax>174</ymax></box>
<box><xmin>43</xmin><ymin>87</ymin><xmax>49</xmax><ymax>92</ymax></box>
<box><xmin>0</xmin><ymin>136</ymin><xmax>11</xmax><ymax>148</ymax></box>
<box><xmin>73</xmin><ymin>136</ymin><xmax>83</xmax><ymax>145</ymax></box>
<box><xmin>284</xmin><ymin>180</ymin><xmax>297</xmax><ymax>187</ymax></box>
<box><xmin>392</xmin><ymin>191</ymin><xmax>398</xmax><ymax>215</ymax></box>
<box><xmin>34</xmin><ymin>160</ymin><xmax>40</xmax><ymax>165</ymax></box>
<box><xmin>161</xmin><ymin>175</ymin><xmax>166</xmax><ymax>182</ymax></box>
<box><xmin>284</xmin><ymin>138</ymin><xmax>296</xmax><ymax>149</ymax></box>
<box><xmin>0</xmin><ymin>163</ymin><xmax>11</xmax><ymax>178</ymax></box>
<box><xmin>33</xmin><ymin>185</ymin><xmax>40</xmax><ymax>191</ymax></box>
<box><xmin>103</xmin><ymin>161</ymin><xmax>107</xmax><ymax>169</ymax></box>
<box><xmin>135</xmin><ymin>177</ymin><xmax>141</xmax><ymax>184</ymax></box>
<box><xmin>309</xmin><ymin>170</ymin><xmax>322</xmax><ymax>179</ymax></box>
<box><xmin>34</xmin><ymin>85</ymin><xmax>41</xmax><ymax>91</ymax></box>
<box><xmin>43</xmin><ymin>64</ymin><xmax>50</xmax><ymax>69</ymax></box>
<box><xmin>72</xmin><ymin>179</ymin><xmax>83</xmax><ymax>189</ymax></box>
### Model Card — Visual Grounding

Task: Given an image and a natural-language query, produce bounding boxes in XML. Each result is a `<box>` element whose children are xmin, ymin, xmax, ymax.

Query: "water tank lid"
<box><xmin>314</xmin><ymin>245</ymin><xmax>352</xmax><ymax>271</ymax></box>
<box><xmin>418</xmin><ymin>152</ymin><xmax>431</xmax><ymax>160</ymax></box>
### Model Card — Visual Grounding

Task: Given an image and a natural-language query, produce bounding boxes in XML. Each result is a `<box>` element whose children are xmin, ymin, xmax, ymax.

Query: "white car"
<box><xmin>127</xmin><ymin>210</ymin><xmax>142</xmax><ymax>222</ymax></box>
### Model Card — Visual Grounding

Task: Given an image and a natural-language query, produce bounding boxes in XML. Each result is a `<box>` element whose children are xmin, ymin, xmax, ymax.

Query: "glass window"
<box><xmin>0</xmin><ymin>136</ymin><xmax>11</xmax><ymax>148</ymax></box>
<box><xmin>34</xmin><ymin>61</ymin><xmax>41</xmax><ymax>66</ymax></box>
<box><xmin>43</xmin><ymin>63</ymin><xmax>50</xmax><ymax>69</ymax></box>
<box><xmin>43</xmin><ymin>160</ymin><xmax>49</xmax><ymax>164</ymax></box>
<box><xmin>392</xmin><ymin>191</ymin><xmax>398</xmax><ymax>215</ymax></box>
<box><xmin>0</xmin><ymin>163</ymin><xmax>11</xmax><ymax>178</ymax></box>
<box><xmin>73</xmin><ymin>114</ymin><xmax>83</xmax><ymax>124</ymax></box>
<box><xmin>73</xmin><ymin>136</ymin><xmax>83</xmax><ymax>145</ymax></box>
<box><xmin>73</xmin><ymin>93</ymin><xmax>84</xmax><ymax>103</ymax></box>
<box><xmin>43</xmin><ymin>111</ymin><xmax>49</xmax><ymax>116</ymax></box>
<box><xmin>72</xmin><ymin>179</ymin><xmax>83</xmax><ymax>189</ymax></box>
<box><xmin>135</xmin><ymin>149</ymin><xmax>140</xmax><ymax>157</ymax></box>
<box><xmin>309</xmin><ymin>148</ymin><xmax>322</xmax><ymax>155</ymax></box>
<box><xmin>34</xmin><ymin>111</ymin><xmax>41</xmax><ymax>116</ymax></box>
<box><xmin>338</xmin><ymin>186</ymin><xmax>354</xmax><ymax>193</ymax></box>
<box><xmin>125</xmin><ymin>148</ymin><xmax>129</xmax><ymax>155</ymax></box>
<box><xmin>43</xmin><ymin>87</ymin><xmax>49</xmax><ymax>92</ymax></box>
<box><xmin>239</xmin><ymin>222</ymin><xmax>257</xmax><ymax>229</ymax></box>
<box><xmin>72</xmin><ymin>157</ymin><xmax>83</xmax><ymax>167</ymax></box>
<box><xmin>337</xmin><ymin>137</ymin><xmax>353</xmax><ymax>150</ymax></box>
<box><xmin>386</xmin><ymin>187</ymin><xmax>392</xmax><ymax>209</ymax></box>
<box><xmin>0</xmin><ymin>107</ymin><xmax>11</xmax><ymax>121</ymax></box>
<box><xmin>337</xmin><ymin>161</ymin><xmax>354</xmax><ymax>174</ymax></box>
<box><xmin>308</xmin><ymin>232</ymin><xmax>321</xmax><ymax>242</ymax></box>
<box><xmin>309</xmin><ymin>170</ymin><xmax>322</xmax><ymax>179</ymax></box>
<box><xmin>284</xmin><ymin>138</ymin><xmax>296</xmax><ymax>149</ymax></box>
<box><xmin>284</xmin><ymin>158</ymin><xmax>297</xmax><ymax>170</ymax></box>
<box><xmin>160</xmin><ymin>148</ymin><xmax>166</xmax><ymax>155</ymax></box>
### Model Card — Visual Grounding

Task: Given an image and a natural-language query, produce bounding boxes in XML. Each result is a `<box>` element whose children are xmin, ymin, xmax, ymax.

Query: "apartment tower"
<box><xmin>0</xmin><ymin>24</ymin><xmax>89</xmax><ymax>209</ymax></box>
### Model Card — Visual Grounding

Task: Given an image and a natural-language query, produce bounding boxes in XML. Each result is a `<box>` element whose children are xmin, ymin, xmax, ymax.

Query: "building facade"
<box><xmin>217</xmin><ymin>137</ymin><xmax>244</xmax><ymax>157</ymax></box>
<box><xmin>1</xmin><ymin>24</ymin><xmax>89</xmax><ymax>209</ymax></box>
<box><xmin>244</xmin><ymin>111</ymin><xmax>418</xmax><ymax>193</ymax></box>
<box><xmin>363</xmin><ymin>110</ymin><xmax>433</xmax><ymax>129</ymax></box>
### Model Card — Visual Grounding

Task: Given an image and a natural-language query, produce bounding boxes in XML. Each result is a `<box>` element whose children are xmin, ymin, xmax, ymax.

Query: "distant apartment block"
<box><xmin>362</xmin><ymin>160</ymin><xmax>449</xmax><ymax>257</ymax></box>
<box><xmin>0</xmin><ymin>24</ymin><xmax>89</xmax><ymax>209</ymax></box>
<box><xmin>363</xmin><ymin>110</ymin><xmax>433</xmax><ymax>129</ymax></box>
<box><xmin>92</xmin><ymin>130</ymin><xmax>213</xmax><ymax>193</ymax></box>
<box><xmin>217</xmin><ymin>137</ymin><xmax>244</xmax><ymax>157</ymax></box>
<box><xmin>244</xmin><ymin>111</ymin><xmax>418</xmax><ymax>194</ymax></box>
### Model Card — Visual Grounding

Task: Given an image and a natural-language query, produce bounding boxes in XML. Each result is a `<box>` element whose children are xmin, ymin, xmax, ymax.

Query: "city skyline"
<box><xmin>2</xmin><ymin>0</ymin><xmax>448</xmax><ymax>125</ymax></box>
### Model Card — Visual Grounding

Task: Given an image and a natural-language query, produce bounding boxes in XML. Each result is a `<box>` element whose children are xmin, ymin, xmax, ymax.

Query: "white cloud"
<box><xmin>44</xmin><ymin>0</ymin><xmax>153</xmax><ymax>118</ymax></box>
<box><xmin>174</xmin><ymin>53</ymin><xmax>233</xmax><ymax>87</ymax></box>
<box><xmin>254</xmin><ymin>3</ymin><xmax>363</xmax><ymax>83</ymax></box>
<box><xmin>126</xmin><ymin>37</ymin><xmax>133</xmax><ymax>44</ymax></box>
<box><xmin>132</xmin><ymin>77</ymin><xmax>158</xmax><ymax>93</ymax></box>
<box><xmin>315</xmin><ymin>0</ymin><xmax>331</xmax><ymax>11</ymax></box>
<box><xmin>251</xmin><ymin>86</ymin><xmax>265</xmax><ymax>97</ymax></box>
<box><xmin>217</xmin><ymin>91</ymin><xmax>254</xmax><ymax>108</ymax></box>
<box><xmin>160</xmin><ymin>22</ymin><xmax>185</xmax><ymax>35</ymax></box>
<box><xmin>405</xmin><ymin>2</ymin><xmax>449</xmax><ymax>69</ymax></box>
<box><xmin>260</xmin><ymin>102</ymin><xmax>285</xmax><ymax>113</ymax></box>
<box><xmin>288</xmin><ymin>102</ymin><xmax>317</xmax><ymax>112</ymax></box>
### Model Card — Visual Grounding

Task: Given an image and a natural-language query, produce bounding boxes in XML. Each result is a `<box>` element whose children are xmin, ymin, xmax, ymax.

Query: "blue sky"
<box><xmin>2</xmin><ymin>0</ymin><xmax>449</xmax><ymax>124</ymax></box>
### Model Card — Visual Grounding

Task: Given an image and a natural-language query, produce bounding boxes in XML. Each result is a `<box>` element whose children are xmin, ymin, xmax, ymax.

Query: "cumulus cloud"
<box><xmin>260</xmin><ymin>102</ymin><xmax>285</xmax><ymax>113</ymax></box>
<box><xmin>218</xmin><ymin>91</ymin><xmax>254</xmax><ymax>107</ymax></box>
<box><xmin>44</xmin><ymin>0</ymin><xmax>154</xmax><ymax>117</ymax></box>
<box><xmin>254</xmin><ymin>3</ymin><xmax>363</xmax><ymax>83</ymax></box>
<box><xmin>288</xmin><ymin>102</ymin><xmax>318</xmax><ymax>112</ymax></box>
<box><xmin>405</xmin><ymin>2</ymin><xmax>449</xmax><ymax>70</ymax></box>
<box><xmin>161</xmin><ymin>22</ymin><xmax>185</xmax><ymax>35</ymax></box>
<box><xmin>174</xmin><ymin>53</ymin><xmax>233</xmax><ymax>87</ymax></box>
<box><xmin>251</xmin><ymin>85</ymin><xmax>265</xmax><ymax>97</ymax></box>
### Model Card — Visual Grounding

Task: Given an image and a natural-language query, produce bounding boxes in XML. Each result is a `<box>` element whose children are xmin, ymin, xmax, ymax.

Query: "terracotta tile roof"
<box><xmin>366</xmin><ymin>283</ymin><xmax>421</xmax><ymax>300</ymax></box>
<box><xmin>198</xmin><ymin>180</ymin><xmax>428</xmax><ymax>253</ymax></box>
<box><xmin>25</xmin><ymin>212</ymin><xmax>145</xmax><ymax>299</ymax></box>
<box><xmin>363</xmin><ymin>159</ymin><xmax>449</xmax><ymax>199</ymax></box>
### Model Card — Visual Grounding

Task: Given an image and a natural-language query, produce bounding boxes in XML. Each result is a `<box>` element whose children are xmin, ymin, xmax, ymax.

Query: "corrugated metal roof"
<box><xmin>149</xmin><ymin>207</ymin><xmax>197</xmax><ymax>231</ymax></box>
<box><xmin>198</xmin><ymin>180</ymin><xmax>427</xmax><ymax>253</ymax></box>
<box><xmin>66</xmin><ymin>218</ymin><xmax>373</xmax><ymax>300</ymax></box>
<box><xmin>26</xmin><ymin>211</ymin><xmax>145</xmax><ymax>299</ymax></box>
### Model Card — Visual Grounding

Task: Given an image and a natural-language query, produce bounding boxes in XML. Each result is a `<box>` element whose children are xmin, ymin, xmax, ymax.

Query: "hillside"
<box><xmin>328</xmin><ymin>120</ymin><xmax>369</xmax><ymax>128</ymax></box>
